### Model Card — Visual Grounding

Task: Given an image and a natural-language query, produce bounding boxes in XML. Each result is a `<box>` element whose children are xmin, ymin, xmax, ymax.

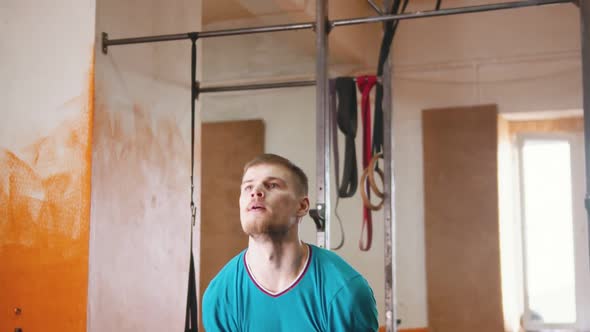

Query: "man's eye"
<box><xmin>269</xmin><ymin>183</ymin><xmax>278</xmax><ymax>189</ymax></box>
<box><xmin>243</xmin><ymin>185</ymin><xmax>252</xmax><ymax>191</ymax></box>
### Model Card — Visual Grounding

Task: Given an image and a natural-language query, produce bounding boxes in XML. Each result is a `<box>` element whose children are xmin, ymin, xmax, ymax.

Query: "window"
<box><xmin>519</xmin><ymin>137</ymin><xmax>576</xmax><ymax>327</ymax></box>
<box><xmin>515</xmin><ymin>132</ymin><xmax>590</xmax><ymax>332</ymax></box>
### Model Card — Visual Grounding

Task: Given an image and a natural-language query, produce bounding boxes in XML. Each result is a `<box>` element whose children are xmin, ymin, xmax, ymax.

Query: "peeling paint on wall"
<box><xmin>0</xmin><ymin>116</ymin><xmax>89</xmax><ymax>244</ymax></box>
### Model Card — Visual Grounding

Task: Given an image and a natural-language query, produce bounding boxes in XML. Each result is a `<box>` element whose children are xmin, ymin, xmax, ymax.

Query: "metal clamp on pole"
<box><xmin>189</xmin><ymin>32</ymin><xmax>200</xmax><ymax>102</ymax></box>
<box><xmin>309</xmin><ymin>204</ymin><xmax>326</xmax><ymax>248</ymax></box>
<box><xmin>102</xmin><ymin>32</ymin><xmax>109</xmax><ymax>54</ymax></box>
<box><xmin>193</xmin><ymin>81</ymin><xmax>201</xmax><ymax>100</ymax></box>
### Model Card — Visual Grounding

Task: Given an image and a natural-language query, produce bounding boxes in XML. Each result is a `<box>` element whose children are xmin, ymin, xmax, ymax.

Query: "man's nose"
<box><xmin>251</xmin><ymin>186</ymin><xmax>264</xmax><ymax>197</ymax></box>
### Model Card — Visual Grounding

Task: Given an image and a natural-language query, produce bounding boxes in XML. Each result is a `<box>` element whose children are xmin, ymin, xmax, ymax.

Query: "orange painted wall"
<box><xmin>0</xmin><ymin>61</ymin><xmax>94</xmax><ymax>331</ymax></box>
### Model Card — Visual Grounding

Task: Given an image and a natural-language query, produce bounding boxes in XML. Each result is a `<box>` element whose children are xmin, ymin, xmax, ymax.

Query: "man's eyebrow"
<box><xmin>241</xmin><ymin>177</ymin><xmax>286</xmax><ymax>185</ymax></box>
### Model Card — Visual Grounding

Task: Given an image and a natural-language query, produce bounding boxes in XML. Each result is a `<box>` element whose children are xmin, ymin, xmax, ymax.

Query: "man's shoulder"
<box><xmin>310</xmin><ymin>244</ymin><xmax>361</xmax><ymax>281</ymax></box>
<box><xmin>202</xmin><ymin>251</ymin><xmax>246</xmax><ymax>329</ymax></box>
<box><xmin>309</xmin><ymin>244</ymin><xmax>375</xmax><ymax>314</ymax></box>
<box><xmin>203</xmin><ymin>250</ymin><xmax>246</xmax><ymax>297</ymax></box>
<box><xmin>220</xmin><ymin>250</ymin><xmax>246</xmax><ymax>272</ymax></box>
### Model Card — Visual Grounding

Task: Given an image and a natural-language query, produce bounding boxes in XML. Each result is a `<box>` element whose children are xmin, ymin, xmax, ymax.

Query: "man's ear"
<box><xmin>296</xmin><ymin>196</ymin><xmax>310</xmax><ymax>218</ymax></box>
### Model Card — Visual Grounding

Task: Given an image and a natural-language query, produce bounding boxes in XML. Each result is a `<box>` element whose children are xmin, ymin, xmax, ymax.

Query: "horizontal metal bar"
<box><xmin>198</xmin><ymin>79</ymin><xmax>316</xmax><ymax>94</ymax></box>
<box><xmin>332</xmin><ymin>0</ymin><xmax>572</xmax><ymax>27</ymax></box>
<box><xmin>102</xmin><ymin>0</ymin><xmax>571</xmax><ymax>52</ymax></box>
<box><xmin>104</xmin><ymin>32</ymin><xmax>191</xmax><ymax>46</ymax></box>
<box><xmin>197</xmin><ymin>75</ymin><xmax>384</xmax><ymax>94</ymax></box>
<box><xmin>198</xmin><ymin>22</ymin><xmax>314</xmax><ymax>38</ymax></box>
<box><xmin>102</xmin><ymin>22</ymin><xmax>314</xmax><ymax>53</ymax></box>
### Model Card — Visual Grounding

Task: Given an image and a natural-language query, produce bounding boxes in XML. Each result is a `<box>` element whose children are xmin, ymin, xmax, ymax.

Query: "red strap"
<box><xmin>356</xmin><ymin>75</ymin><xmax>377</xmax><ymax>251</ymax></box>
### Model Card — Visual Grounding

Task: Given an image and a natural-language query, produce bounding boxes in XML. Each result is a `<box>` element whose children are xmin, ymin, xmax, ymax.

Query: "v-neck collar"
<box><xmin>244</xmin><ymin>244</ymin><xmax>312</xmax><ymax>298</ymax></box>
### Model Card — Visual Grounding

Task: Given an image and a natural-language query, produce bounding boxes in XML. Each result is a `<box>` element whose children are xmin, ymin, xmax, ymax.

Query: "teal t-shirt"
<box><xmin>202</xmin><ymin>244</ymin><xmax>378</xmax><ymax>332</ymax></box>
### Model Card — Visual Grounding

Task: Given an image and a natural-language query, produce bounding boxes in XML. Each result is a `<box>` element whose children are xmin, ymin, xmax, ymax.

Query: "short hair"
<box><xmin>243</xmin><ymin>153</ymin><xmax>309</xmax><ymax>196</ymax></box>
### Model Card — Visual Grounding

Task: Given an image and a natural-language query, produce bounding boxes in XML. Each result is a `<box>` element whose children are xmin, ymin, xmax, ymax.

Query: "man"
<box><xmin>202</xmin><ymin>153</ymin><xmax>378</xmax><ymax>331</ymax></box>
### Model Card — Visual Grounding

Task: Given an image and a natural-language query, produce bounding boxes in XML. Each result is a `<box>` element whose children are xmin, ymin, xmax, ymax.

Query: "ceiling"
<box><xmin>201</xmin><ymin>0</ymin><xmax>386</xmax><ymax>73</ymax></box>
<box><xmin>202</xmin><ymin>0</ymin><xmax>254</xmax><ymax>25</ymax></box>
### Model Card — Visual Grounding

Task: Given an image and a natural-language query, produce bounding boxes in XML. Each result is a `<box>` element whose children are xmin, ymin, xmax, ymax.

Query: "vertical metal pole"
<box><xmin>382</xmin><ymin>0</ymin><xmax>397</xmax><ymax>331</ymax></box>
<box><xmin>580</xmin><ymin>1</ymin><xmax>590</xmax><ymax>264</ymax></box>
<box><xmin>315</xmin><ymin>0</ymin><xmax>331</xmax><ymax>249</ymax></box>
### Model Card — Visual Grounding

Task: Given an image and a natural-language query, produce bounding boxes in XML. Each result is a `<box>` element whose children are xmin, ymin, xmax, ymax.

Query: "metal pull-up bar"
<box><xmin>197</xmin><ymin>79</ymin><xmax>316</xmax><ymax>94</ymax></box>
<box><xmin>196</xmin><ymin>77</ymin><xmax>382</xmax><ymax>98</ymax></box>
<box><xmin>101</xmin><ymin>0</ymin><xmax>572</xmax><ymax>54</ymax></box>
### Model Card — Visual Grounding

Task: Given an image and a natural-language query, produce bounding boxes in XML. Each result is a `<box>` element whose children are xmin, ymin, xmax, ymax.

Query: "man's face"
<box><xmin>239</xmin><ymin>163</ymin><xmax>309</xmax><ymax>237</ymax></box>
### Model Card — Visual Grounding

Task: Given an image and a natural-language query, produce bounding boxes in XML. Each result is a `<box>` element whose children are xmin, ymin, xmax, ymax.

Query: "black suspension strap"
<box><xmin>435</xmin><ymin>0</ymin><xmax>442</xmax><ymax>10</ymax></box>
<box><xmin>330</xmin><ymin>79</ymin><xmax>345</xmax><ymax>250</ymax></box>
<box><xmin>331</xmin><ymin>79</ymin><xmax>340</xmax><ymax>202</ymax></box>
<box><xmin>184</xmin><ymin>33</ymin><xmax>199</xmax><ymax>332</ymax></box>
<box><xmin>373</xmin><ymin>0</ymin><xmax>408</xmax><ymax>157</ymax></box>
<box><xmin>335</xmin><ymin>77</ymin><xmax>359</xmax><ymax>198</ymax></box>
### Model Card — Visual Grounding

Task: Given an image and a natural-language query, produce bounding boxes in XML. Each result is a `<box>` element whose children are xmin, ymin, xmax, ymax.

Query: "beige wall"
<box><xmin>88</xmin><ymin>1</ymin><xmax>201</xmax><ymax>331</ymax></box>
<box><xmin>201</xmin><ymin>0</ymin><xmax>582</xmax><ymax>329</ymax></box>
<box><xmin>0</xmin><ymin>1</ymin><xmax>96</xmax><ymax>330</ymax></box>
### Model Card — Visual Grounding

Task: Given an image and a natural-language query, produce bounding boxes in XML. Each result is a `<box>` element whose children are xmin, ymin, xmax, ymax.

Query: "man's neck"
<box><xmin>245</xmin><ymin>234</ymin><xmax>309</xmax><ymax>294</ymax></box>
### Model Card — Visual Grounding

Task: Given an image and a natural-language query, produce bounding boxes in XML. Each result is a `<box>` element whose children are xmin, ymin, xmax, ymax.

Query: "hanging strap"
<box><xmin>331</xmin><ymin>79</ymin><xmax>340</xmax><ymax>202</ymax></box>
<box><xmin>335</xmin><ymin>77</ymin><xmax>358</xmax><ymax>198</ymax></box>
<box><xmin>184</xmin><ymin>252</ymin><xmax>198</xmax><ymax>332</ymax></box>
<box><xmin>373</xmin><ymin>0</ymin><xmax>408</xmax><ymax>157</ymax></box>
<box><xmin>435</xmin><ymin>0</ymin><xmax>442</xmax><ymax>10</ymax></box>
<box><xmin>361</xmin><ymin>153</ymin><xmax>385</xmax><ymax>211</ymax></box>
<box><xmin>184</xmin><ymin>34</ymin><xmax>199</xmax><ymax>332</ymax></box>
<box><xmin>330</xmin><ymin>79</ymin><xmax>345</xmax><ymax>250</ymax></box>
<box><xmin>357</xmin><ymin>75</ymin><xmax>377</xmax><ymax>251</ymax></box>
